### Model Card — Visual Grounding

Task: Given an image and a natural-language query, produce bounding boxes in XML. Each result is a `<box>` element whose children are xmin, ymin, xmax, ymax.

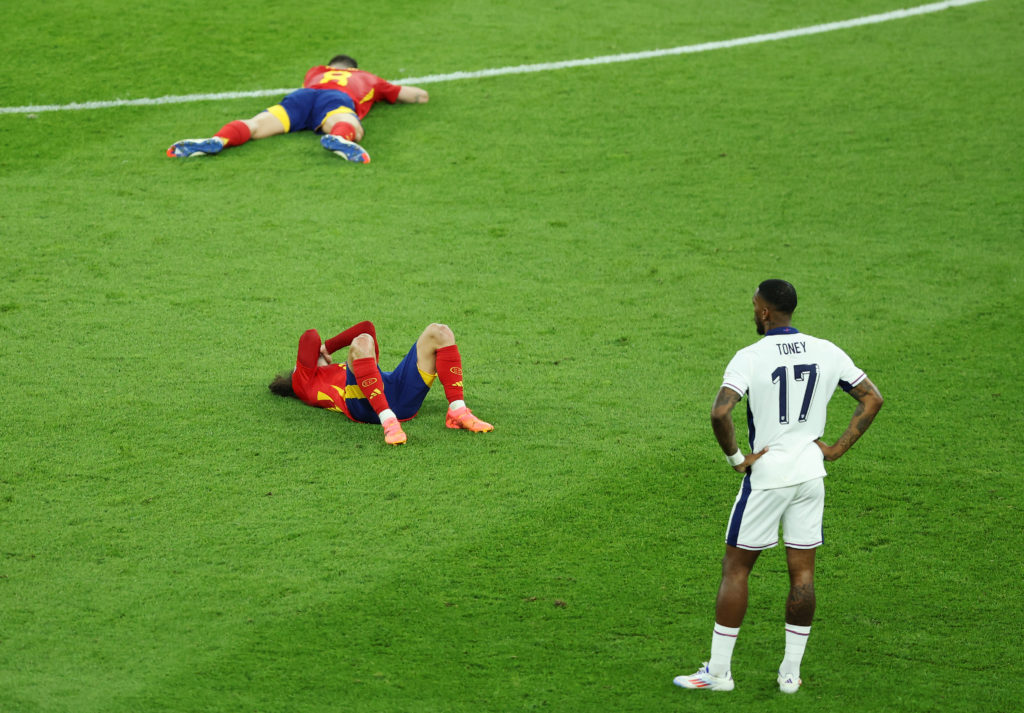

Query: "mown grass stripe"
<box><xmin>0</xmin><ymin>0</ymin><xmax>989</xmax><ymax>116</ymax></box>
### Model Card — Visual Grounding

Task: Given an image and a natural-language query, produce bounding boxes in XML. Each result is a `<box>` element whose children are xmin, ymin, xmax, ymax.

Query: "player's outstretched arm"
<box><xmin>711</xmin><ymin>387</ymin><xmax>766</xmax><ymax>473</ymax></box>
<box><xmin>817</xmin><ymin>377</ymin><xmax>884</xmax><ymax>461</ymax></box>
<box><xmin>397</xmin><ymin>86</ymin><xmax>429</xmax><ymax>103</ymax></box>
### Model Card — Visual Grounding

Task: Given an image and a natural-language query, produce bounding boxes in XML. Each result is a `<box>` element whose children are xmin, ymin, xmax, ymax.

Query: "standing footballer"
<box><xmin>674</xmin><ymin>279</ymin><xmax>883</xmax><ymax>694</ymax></box>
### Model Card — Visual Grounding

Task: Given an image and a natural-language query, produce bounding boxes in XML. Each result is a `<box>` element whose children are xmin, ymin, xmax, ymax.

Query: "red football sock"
<box><xmin>215</xmin><ymin>120</ymin><xmax>251</xmax><ymax>147</ymax></box>
<box><xmin>329</xmin><ymin>121</ymin><xmax>357</xmax><ymax>141</ymax></box>
<box><xmin>435</xmin><ymin>345</ymin><xmax>465</xmax><ymax>404</ymax></box>
<box><xmin>325</xmin><ymin>321</ymin><xmax>379</xmax><ymax>361</ymax></box>
<box><xmin>350</xmin><ymin>357</ymin><xmax>392</xmax><ymax>417</ymax></box>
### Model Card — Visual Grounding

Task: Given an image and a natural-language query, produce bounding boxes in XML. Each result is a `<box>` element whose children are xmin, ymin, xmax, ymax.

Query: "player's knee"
<box><xmin>788</xmin><ymin>568</ymin><xmax>815</xmax><ymax>588</ymax></box>
<box><xmin>350</xmin><ymin>333</ymin><xmax>377</xmax><ymax>359</ymax></box>
<box><xmin>426</xmin><ymin>323</ymin><xmax>455</xmax><ymax>346</ymax></box>
<box><xmin>721</xmin><ymin>550</ymin><xmax>756</xmax><ymax>580</ymax></box>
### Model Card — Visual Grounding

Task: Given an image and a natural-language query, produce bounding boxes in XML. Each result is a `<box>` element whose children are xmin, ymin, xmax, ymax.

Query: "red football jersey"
<box><xmin>302</xmin><ymin>66</ymin><xmax>403</xmax><ymax>119</ymax></box>
<box><xmin>289</xmin><ymin>322</ymin><xmax>380</xmax><ymax>421</ymax></box>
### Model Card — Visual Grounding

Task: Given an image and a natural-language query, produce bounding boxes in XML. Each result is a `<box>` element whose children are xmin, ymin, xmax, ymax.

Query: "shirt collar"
<box><xmin>765</xmin><ymin>326</ymin><xmax>800</xmax><ymax>335</ymax></box>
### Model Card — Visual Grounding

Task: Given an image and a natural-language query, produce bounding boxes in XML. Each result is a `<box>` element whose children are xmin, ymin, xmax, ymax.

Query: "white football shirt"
<box><xmin>722</xmin><ymin>326</ymin><xmax>866</xmax><ymax>489</ymax></box>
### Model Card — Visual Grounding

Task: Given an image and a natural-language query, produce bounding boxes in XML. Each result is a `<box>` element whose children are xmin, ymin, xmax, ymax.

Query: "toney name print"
<box><xmin>776</xmin><ymin>341</ymin><xmax>808</xmax><ymax>356</ymax></box>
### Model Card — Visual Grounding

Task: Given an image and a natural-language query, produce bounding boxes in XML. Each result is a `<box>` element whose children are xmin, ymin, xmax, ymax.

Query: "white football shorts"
<box><xmin>725</xmin><ymin>476</ymin><xmax>825</xmax><ymax>550</ymax></box>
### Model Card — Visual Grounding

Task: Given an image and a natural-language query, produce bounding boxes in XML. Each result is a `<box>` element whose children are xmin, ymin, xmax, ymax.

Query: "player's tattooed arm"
<box><xmin>849</xmin><ymin>382</ymin><xmax>879</xmax><ymax>433</ymax></box>
<box><xmin>711</xmin><ymin>387</ymin><xmax>743</xmax><ymax>449</ymax></box>
<box><xmin>711</xmin><ymin>387</ymin><xmax>743</xmax><ymax>415</ymax></box>
<box><xmin>711</xmin><ymin>387</ymin><xmax>765</xmax><ymax>472</ymax></box>
<box><xmin>817</xmin><ymin>377</ymin><xmax>884</xmax><ymax>461</ymax></box>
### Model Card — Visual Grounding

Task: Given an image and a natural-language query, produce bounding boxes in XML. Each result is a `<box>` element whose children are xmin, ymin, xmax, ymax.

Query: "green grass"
<box><xmin>1</xmin><ymin>1</ymin><xmax>1022</xmax><ymax>711</ymax></box>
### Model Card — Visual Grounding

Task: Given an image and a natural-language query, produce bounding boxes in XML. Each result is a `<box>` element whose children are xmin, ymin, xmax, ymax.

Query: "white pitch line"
<box><xmin>0</xmin><ymin>0</ymin><xmax>990</xmax><ymax>116</ymax></box>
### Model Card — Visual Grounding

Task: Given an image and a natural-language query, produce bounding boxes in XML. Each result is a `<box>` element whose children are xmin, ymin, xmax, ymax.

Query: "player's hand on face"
<box><xmin>734</xmin><ymin>447</ymin><xmax>767</xmax><ymax>473</ymax></box>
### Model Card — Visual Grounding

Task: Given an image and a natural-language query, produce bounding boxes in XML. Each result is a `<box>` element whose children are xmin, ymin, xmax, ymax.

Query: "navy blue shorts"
<box><xmin>268</xmin><ymin>88</ymin><xmax>357</xmax><ymax>133</ymax></box>
<box><xmin>344</xmin><ymin>343</ymin><xmax>434</xmax><ymax>423</ymax></box>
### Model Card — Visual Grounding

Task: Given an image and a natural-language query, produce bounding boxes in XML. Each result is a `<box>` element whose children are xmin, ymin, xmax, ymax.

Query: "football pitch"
<box><xmin>1</xmin><ymin>0</ymin><xmax>1021</xmax><ymax>711</ymax></box>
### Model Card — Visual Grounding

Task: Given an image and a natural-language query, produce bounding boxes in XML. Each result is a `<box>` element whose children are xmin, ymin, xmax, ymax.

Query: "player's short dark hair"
<box><xmin>268</xmin><ymin>372</ymin><xmax>297</xmax><ymax>399</ymax></box>
<box><xmin>327</xmin><ymin>54</ymin><xmax>358</xmax><ymax>69</ymax></box>
<box><xmin>757</xmin><ymin>279</ymin><xmax>798</xmax><ymax>314</ymax></box>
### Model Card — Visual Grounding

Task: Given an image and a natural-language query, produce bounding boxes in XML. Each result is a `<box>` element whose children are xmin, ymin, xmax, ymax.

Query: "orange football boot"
<box><xmin>382</xmin><ymin>417</ymin><xmax>407</xmax><ymax>445</ymax></box>
<box><xmin>445</xmin><ymin>406</ymin><xmax>493</xmax><ymax>433</ymax></box>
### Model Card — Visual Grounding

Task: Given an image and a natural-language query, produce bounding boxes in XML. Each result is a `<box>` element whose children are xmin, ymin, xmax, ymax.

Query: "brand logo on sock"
<box><xmin>449</xmin><ymin>367</ymin><xmax>463</xmax><ymax>376</ymax></box>
<box><xmin>361</xmin><ymin>378</ymin><xmax>378</xmax><ymax>388</ymax></box>
<box><xmin>368</xmin><ymin>388</ymin><xmax>382</xmax><ymax>399</ymax></box>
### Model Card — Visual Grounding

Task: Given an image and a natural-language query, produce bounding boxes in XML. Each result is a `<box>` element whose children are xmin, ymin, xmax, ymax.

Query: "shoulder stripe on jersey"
<box><xmin>839</xmin><ymin>371</ymin><xmax>866</xmax><ymax>392</ymax></box>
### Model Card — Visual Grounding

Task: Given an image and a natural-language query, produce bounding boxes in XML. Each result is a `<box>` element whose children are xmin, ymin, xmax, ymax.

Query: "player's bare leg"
<box><xmin>778</xmin><ymin>547</ymin><xmax>816</xmax><ymax>693</ymax></box>
<box><xmin>711</xmin><ymin>545</ymin><xmax>760</xmax><ymax>674</ymax></box>
<box><xmin>167</xmin><ymin>111</ymin><xmax>285</xmax><ymax>157</ymax></box>
<box><xmin>784</xmin><ymin>547</ymin><xmax>816</xmax><ymax>626</ymax></box>
<box><xmin>414</xmin><ymin>322</ymin><xmax>454</xmax><ymax>375</ymax></box>
<box><xmin>676</xmin><ymin>545</ymin><xmax>760</xmax><ymax>690</ymax></box>
<box><xmin>245</xmin><ymin>111</ymin><xmax>287</xmax><ymax>139</ymax></box>
<box><xmin>320</xmin><ymin>114</ymin><xmax>370</xmax><ymax>164</ymax></box>
<box><xmin>348</xmin><ymin>333</ymin><xmax>406</xmax><ymax>445</ymax></box>
<box><xmin>415</xmin><ymin>323</ymin><xmax>493</xmax><ymax>432</ymax></box>
<box><xmin>716</xmin><ymin>545</ymin><xmax>760</xmax><ymax>626</ymax></box>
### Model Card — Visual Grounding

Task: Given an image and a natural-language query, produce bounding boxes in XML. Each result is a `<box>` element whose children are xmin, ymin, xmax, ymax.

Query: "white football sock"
<box><xmin>781</xmin><ymin>623</ymin><xmax>811</xmax><ymax>676</ymax></box>
<box><xmin>379</xmin><ymin>409</ymin><xmax>397</xmax><ymax>423</ymax></box>
<box><xmin>708</xmin><ymin>623</ymin><xmax>740</xmax><ymax>677</ymax></box>
<box><xmin>448</xmin><ymin>399</ymin><xmax>466</xmax><ymax>412</ymax></box>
